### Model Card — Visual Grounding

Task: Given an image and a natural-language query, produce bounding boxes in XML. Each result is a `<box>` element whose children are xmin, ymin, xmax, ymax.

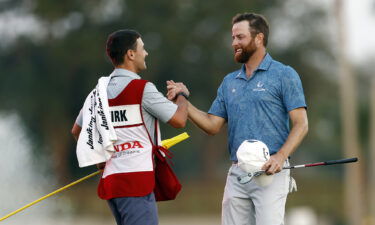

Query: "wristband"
<box><xmin>176</xmin><ymin>92</ymin><xmax>189</xmax><ymax>100</ymax></box>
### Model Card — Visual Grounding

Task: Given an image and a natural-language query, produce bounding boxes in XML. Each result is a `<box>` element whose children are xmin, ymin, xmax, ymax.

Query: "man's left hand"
<box><xmin>261</xmin><ymin>152</ymin><xmax>287</xmax><ymax>175</ymax></box>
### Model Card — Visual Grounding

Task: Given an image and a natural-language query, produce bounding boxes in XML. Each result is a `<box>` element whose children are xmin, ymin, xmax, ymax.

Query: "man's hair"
<box><xmin>106</xmin><ymin>29</ymin><xmax>141</xmax><ymax>66</ymax></box>
<box><xmin>232</xmin><ymin>13</ymin><xmax>269</xmax><ymax>47</ymax></box>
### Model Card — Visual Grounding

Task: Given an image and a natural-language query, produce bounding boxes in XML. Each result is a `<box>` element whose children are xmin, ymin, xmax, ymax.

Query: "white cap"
<box><xmin>236</xmin><ymin>140</ymin><xmax>273</xmax><ymax>186</ymax></box>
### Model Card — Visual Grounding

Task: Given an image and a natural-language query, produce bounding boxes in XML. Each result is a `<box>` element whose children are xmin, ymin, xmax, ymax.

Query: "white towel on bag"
<box><xmin>76</xmin><ymin>75</ymin><xmax>117</xmax><ymax>167</ymax></box>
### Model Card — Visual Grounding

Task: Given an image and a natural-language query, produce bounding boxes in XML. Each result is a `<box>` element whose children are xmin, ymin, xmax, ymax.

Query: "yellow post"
<box><xmin>0</xmin><ymin>132</ymin><xmax>189</xmax><ymax>222</ymax></box>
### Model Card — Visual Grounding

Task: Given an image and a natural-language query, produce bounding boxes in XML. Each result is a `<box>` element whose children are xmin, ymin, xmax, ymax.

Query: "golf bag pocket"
<box><xmin>153</xmin><ymin>146</ymin><xmax>182</xmax><ymax>201</ymax></box>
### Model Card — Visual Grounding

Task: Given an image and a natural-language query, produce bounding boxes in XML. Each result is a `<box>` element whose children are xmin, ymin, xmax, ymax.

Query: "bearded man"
<box><xmin>167</xmin><ymin>13</ymin><xmax>308</xmax><ymax>225</ymax></box>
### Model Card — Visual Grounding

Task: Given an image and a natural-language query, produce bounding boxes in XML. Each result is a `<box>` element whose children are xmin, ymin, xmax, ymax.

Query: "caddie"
<box><xmin>71</xmin><ymin>29</ymin><xmax>189</xmax><ymax>225</ymax></box>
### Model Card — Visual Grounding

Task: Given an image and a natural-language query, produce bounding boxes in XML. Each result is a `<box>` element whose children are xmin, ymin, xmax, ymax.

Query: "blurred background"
<box><xmin>0</xmin><ymin>0</ymin><xmax>374</xmax><ymax>224</ymax></box>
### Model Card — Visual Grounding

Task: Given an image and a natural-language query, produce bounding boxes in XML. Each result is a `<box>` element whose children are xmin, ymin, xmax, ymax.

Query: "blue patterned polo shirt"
<box><xmin>208</xmin><ymin>53</ymin><xmax>307</xmax><ymax>161</ymax></box>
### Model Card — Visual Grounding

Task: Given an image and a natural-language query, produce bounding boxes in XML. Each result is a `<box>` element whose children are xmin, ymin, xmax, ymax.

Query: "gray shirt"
<box><xmin>76</xmin><ymin>68</ymin><xmax>178</xmax><ymax>143</ymax></box>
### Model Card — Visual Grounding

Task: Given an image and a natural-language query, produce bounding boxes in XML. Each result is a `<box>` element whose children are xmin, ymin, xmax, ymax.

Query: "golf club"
<box><xmin>237</xmin><ymin>157</ymin><xmax>358</xmax><ymax>184</ymax></box>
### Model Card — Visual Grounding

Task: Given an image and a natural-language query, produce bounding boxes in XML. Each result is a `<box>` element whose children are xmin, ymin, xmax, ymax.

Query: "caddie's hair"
<box><xmin>232</xmin><ymin>13</ymin><xmax>269</xmax><ymax>47</ymax></box>
<box><xmin>106</xmin><ymin>29</ymin><xmax>141</xmax><ymax>66</ymax></box>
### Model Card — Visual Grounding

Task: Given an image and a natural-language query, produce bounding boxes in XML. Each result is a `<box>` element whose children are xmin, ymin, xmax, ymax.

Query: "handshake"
<box><xmin>166</xmin><ymin>80</ymin><xmax>190</xmax><ymax>101</ymax></box>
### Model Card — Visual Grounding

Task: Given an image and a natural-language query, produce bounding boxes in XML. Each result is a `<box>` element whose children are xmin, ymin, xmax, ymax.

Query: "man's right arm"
<box><xmin>166</xmin><ymin>80</ymin><xmax>226</xmax><ymax>135</ymax></box>
<box><xmin>187</xmin><ymin>101</ymin><xmax>226</xmax><ymax>135</ymax></box>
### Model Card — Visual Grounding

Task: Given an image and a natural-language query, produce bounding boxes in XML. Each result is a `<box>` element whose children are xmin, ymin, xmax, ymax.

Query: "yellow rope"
<box><xmin>0</xmin><ymin>132</ymin><xmax>189</xmax><ymax>222</ymax></box>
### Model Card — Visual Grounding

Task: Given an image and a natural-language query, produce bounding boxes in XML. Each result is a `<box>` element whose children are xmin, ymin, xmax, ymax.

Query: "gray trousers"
<box><xmin>107</xmin><ymin>193</ymin><xmax>158</xmax><ymax>225</ymax></box>
<box><xmin>222</xmin><ymin>163</ymin><xmax>291</xmax><ymax>225</ymax></box>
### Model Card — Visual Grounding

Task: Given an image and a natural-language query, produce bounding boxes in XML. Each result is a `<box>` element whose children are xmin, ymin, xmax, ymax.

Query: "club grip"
<box><xmin>325</xmin><ymin>157</ymin><xmax>358</xmax><ymax>165</ymax></box>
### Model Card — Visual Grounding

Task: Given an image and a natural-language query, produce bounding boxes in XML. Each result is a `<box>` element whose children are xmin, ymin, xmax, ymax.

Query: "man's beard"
<box><xmin>234</xmin><ymin>40</ymin><xmax>257</xmax><ymax>63</ymax></box>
